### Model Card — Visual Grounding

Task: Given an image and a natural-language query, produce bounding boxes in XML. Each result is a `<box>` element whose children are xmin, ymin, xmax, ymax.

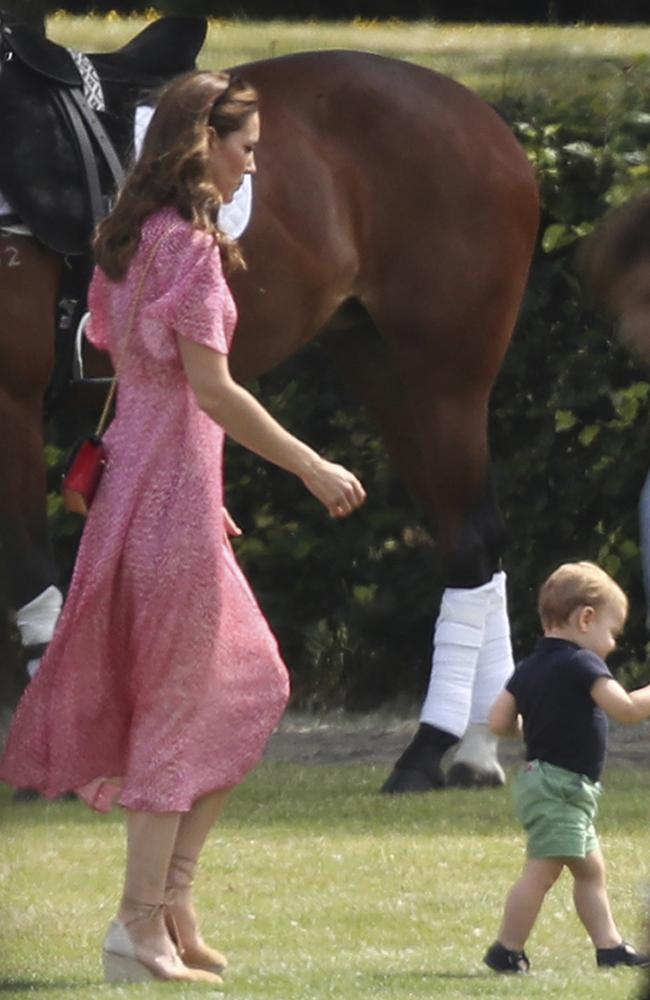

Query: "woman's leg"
<box><xmin>106</xmin><ymin>809</ymin><xmax>221</xmax><ymax>982</ymax></box>
<box><xmin>566</xmin><ymin>850</ymin><xmax>621</xmax><ymax>948</ymax></box>
<box><xmin>497</xmin><ymin>858</ymin><xmax>564</xmax><ymax>950</ymax></box>
<box><xmin>165</xmin><ymin>789</ymin><xmax>231</xmax><ymax>972</ymax></box>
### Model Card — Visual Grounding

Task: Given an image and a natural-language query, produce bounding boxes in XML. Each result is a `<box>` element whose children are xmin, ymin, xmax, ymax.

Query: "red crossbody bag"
<box><xmin>62</xmin><ymin>226</ymin><xmax>177</xmax><ymax>516</ymax></box>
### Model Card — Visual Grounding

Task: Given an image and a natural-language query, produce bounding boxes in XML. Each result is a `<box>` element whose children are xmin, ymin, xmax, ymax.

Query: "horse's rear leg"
<box><xmin>0</xmin><ymin>394</ymin><xmax>63</xmax><ymax>675</ymax></box>
<box><xmin>325</xmin><ymin>314</ymin><xmax>512</xmax><ymax>787</ymax></box>
<box><xmin>0</xmin><ymin>235</ymin><xmax>63</xmax><ymax>688</ymax></box>
<box><xmin>384</xmin><ymin>389</ymin><xmax>513</xmax><ymax>792</ymax></box>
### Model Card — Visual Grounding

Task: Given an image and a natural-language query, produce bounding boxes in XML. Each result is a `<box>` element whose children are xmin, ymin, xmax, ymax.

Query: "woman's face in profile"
<box><xmin>209</xmin><ymin>112</ymin><xmax>260</xmax><ymax>204</ymax></box>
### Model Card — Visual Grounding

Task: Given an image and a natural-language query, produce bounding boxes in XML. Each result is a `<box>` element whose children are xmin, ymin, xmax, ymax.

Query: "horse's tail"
<box><xmin>577</xmin><ymin>190</ymin><xmax>650</xmax><ymax>366</ymax></box>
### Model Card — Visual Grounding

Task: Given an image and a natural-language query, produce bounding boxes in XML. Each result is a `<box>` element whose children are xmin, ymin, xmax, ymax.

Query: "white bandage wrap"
<box><xmin>419</xmin><ymin>576</ymin><xmax>494</xmax><ymax>737</ymax></box>
<box><xmin>469</xmin><ymin>570</ymin><xmax>514</xmax><ymax>724</ymax></box>
<box><xmin>15</xmin><ymin>585</ymin><xmax>63</xmax><ymax>679</ymax></box>
<box><xmin>420</xmin><ymin>570</ymin><xmax>514</xmax><ymax>748</ymax></box>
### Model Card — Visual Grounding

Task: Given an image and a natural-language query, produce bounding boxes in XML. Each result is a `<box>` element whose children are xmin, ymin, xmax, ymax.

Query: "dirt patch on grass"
<box><xmin>265</xmin><ymin>711</ymin><xmax>650</xmax><ymax>771</ymax></box>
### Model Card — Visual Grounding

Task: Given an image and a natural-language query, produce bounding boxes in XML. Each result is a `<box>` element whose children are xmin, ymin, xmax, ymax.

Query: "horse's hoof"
<box><xmin>380</xmin><ymin>765</ymin><xmax>445</xmax><ymax>794</ymax></box>
<box><xmin>445</xmin><ymin>762</ymin><xmax>505</xmax><ymax>788</ymax></box>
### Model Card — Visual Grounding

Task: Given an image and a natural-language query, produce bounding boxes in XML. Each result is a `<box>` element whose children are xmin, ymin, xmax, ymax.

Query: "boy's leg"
<box><xmin>566</xmin><ymin>850</ymin><xmax>621</xmax><ymax>948</ymax></box>
<box><xmin>497</xmin><ymin>857</ymin><xmax>564</xmax><ymax>951</ymax></box>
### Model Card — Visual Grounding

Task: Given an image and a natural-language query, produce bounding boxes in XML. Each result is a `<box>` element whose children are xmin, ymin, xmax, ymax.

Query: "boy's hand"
<box><xmin>488</xmin><ymin>690</ymin><xmax>521</xmax><ymax>738</ymax></box>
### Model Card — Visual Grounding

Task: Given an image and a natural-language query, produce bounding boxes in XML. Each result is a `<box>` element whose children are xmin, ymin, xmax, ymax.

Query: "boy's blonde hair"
<box><xmin>538</xmin><ymin>561</ymin><xmax>628</xmax><ymax>629</ymax></box>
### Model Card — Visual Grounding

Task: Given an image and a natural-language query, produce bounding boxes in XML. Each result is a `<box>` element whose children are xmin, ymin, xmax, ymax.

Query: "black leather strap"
<box><xmin>67</xmin><ymin>86</ymin><xmax>125</xmax><ymax>194</ymax></box>
<box><xmin>52</xmin><ymin>86</ymin><xmax>104</xmax><ymax>223</ymax></box>
<box><xmin>52</xmin><ymin>85</ymin><xmax>125</xmax><ymax>226</ymax></box>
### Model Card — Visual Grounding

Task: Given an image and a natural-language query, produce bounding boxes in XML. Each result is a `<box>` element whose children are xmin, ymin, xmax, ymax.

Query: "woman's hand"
<box><xmin>301</xmin><ymin>458</ymin><xmax>367</xmax><ymax>518</ymax></box>
<box><xmin>223</xmin><ymin>507</ymin><xmax>243</xmax><ymax>538</ymax></box>
<box><xmin>178</xmin><ymin>340</ymin><xmax>367</xmax><ymax>517</ymax></box>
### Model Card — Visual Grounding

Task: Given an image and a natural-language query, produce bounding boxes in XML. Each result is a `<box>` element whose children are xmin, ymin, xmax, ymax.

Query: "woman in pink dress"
<box><xmin>0</xmin><ymin>70</ymin><xmax>366</xmax><ymax>984</ymax></box>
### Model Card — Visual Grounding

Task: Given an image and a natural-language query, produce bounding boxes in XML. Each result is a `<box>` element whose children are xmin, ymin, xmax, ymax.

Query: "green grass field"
<box><xmin>47</xmin><ymin>16</ymin><xmax>650</xmax><ymax>106</ymax></box>
<box><xmin>2</xmin><ymin>763</ymin><xmax>649</xmax><ymax>999</ymax></box>
<box><xmin>4</xmin><ymin>17</ymin><xmax>650</xmax><ymax>999</ymax></box>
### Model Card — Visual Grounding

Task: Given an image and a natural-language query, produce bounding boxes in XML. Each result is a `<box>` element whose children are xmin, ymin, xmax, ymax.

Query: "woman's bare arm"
<box><xmin>178</xmin><ymin>337</ymin><xmax>366</xmax><ymax>518</ymax></box>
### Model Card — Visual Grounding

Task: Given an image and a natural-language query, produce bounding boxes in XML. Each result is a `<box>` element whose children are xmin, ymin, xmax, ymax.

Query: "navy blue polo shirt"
<box><xmin>506</xmin><ymin>637</ymin><xmax>613</xmax><ymax>782</ymax></box>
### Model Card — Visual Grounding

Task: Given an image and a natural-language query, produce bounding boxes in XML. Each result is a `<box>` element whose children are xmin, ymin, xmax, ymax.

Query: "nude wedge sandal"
<box><xmin>102</xmin><ymin>900</ymin><xmax>223</xmax><ymax>984</ymax></box>
<box><xmin>103</xmin><ymin>919</ymin><xmax>156</xmax><ymax>982</ymax></box>
<box><xmin>165</xmin><ymin>853</ymin><xmax>228</xmax><ymax>976</ymax></box>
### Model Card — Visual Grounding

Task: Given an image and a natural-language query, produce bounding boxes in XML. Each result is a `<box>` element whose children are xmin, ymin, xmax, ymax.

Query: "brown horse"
<box><xmin>0</xmin><ymin>36</ymin><xmax>538</xmax><ymax>788</ymax></box>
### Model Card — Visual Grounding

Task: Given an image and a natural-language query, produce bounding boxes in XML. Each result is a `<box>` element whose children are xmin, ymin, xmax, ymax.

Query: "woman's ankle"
<box><xmin>166</xmin><ymin>853</ymin><xmax>197</xmax><ymax>891</ymax></box>
<box><xmin>118</xmin><ymin>897</ymin><xmax>164</xmax><ymax>928</ymax></box>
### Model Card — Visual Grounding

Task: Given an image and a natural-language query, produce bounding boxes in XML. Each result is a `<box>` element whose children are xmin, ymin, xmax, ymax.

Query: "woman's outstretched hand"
<box><xmin>178</xmin><ymin>340</ymin><xmax>367</xmax><ymax>517</ymax></box>
<box><xmin>301</xmin><ymin>458</ymin><xmax>367</xmax><ymax>518</ymax></box>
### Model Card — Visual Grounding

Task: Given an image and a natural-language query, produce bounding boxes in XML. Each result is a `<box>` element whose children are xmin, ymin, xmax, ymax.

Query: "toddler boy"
<box><xmin>484</xmin><ymin>561</ymin><xmax>650</xmax><ymax>973</ymax></box>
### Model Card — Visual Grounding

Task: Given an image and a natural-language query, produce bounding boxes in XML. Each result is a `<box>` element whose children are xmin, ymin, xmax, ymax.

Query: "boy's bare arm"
<box><xmin>488</xmin><ymin>690</ymin><xmax>522</xmax><ymax>738</ymax></box>
<box><xmin>591</xmin><ymin>676</ymin><xmax>650</xmax><ymax>724</ymax></box>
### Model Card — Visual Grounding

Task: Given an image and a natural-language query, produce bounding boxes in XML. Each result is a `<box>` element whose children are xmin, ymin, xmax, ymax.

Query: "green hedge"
<box><xmin>44</xmin><ymin>71</ymin><xmax>650</xmax><ymax>708</ymax></box>
<box><xmin>37</xmin><ymin>2</ymin><xmax>650</xmax><ymax>21</ymax></box>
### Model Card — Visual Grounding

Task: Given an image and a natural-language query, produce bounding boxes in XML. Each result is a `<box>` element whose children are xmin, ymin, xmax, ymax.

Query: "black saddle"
<box><xmin>3</xmin><ymin>15</ymin><xmax>207</xmax><ymax>89</ymax></box>
<box><xmin>90</xmin><ymin>16</ymin><xmax>208</xmax><ymax>86</ymax></box>
<box><xmin>1</xmin><ymin>22</ymin><xmax>81</xmax><ymax>85</ymax></box>
<box><xmin>0</xmin><ymin>15</ymin><xmax>207</xmax><ymax>254</ymax></box>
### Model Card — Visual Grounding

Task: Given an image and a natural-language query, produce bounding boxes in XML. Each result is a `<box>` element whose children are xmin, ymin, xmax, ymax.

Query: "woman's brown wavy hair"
<box><xmin>93</xmin><ymin>70</ymin><xmax>258</xmax><ymax>281</ymax></box>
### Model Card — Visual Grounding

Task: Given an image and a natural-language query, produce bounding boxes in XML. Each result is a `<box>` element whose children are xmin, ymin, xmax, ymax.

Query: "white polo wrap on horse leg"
<box><xmin>419</xmin><ymin>577</ymin><xmax>494</xmax><ymax>737</ymax></box>
<box><xmin>452</xmin><ymin>570</ymin><xmax>514</xmax><ymax>780</ymax></box>
<box><xmin>15</xmin><ymin>585</ymin><xmax>63</xmax><ymax>678</ymax></box>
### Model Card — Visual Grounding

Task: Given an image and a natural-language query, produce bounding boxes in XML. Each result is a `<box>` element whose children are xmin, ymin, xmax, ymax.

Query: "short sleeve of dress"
<box><xmin>86</xmin><ymin>267</ymin><xmax>111</xmax><ymax>352</ymax></box>
<box><xmin>166</xmin><ymin>227</ymin><xmax>230</xmax><ymax>354</ymax></box>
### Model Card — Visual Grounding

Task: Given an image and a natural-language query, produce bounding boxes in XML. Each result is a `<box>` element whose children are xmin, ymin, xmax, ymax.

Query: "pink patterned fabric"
<box><xmin>0</xmin><ymin>207</ymin><xmax>290</xmax><ymax>812</ymax></box>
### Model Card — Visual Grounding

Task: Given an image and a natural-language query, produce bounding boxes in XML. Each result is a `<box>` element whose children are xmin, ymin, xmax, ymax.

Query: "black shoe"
<box><xmin>12</xmin><ymin>787</ymin><xmax>42</xmax><ymax>803</ymax></box>
<box><xmin>12</xmin><ymin>788</ymin><xmax>77</xmax><ymax>803</ymax></box>
<box><xmin>380</xmin><ymin>724</ymin><xmax>458</xmax><ymax>795</ymax></box>
<box><xmin>484</xmin><ymin>941</ymin><xmax>530</xmax><ymax>974</ymax></box>
<box><xmin>596</xmin><ymin>941</ymin><xmax>650</xmax><ymax>967</ymax></box>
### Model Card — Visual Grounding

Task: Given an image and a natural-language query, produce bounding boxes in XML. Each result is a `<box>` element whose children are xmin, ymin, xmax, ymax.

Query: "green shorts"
<box><xmin>514</xmin><ymin>760</ymin><xmax>601</xmax><ymax>859</ymax></box>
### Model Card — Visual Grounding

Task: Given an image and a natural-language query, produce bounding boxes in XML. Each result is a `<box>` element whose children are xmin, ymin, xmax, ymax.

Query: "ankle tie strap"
<box><xmin>121</xmin><ymin>897</ymin><xmax>163</xmax><ymax>925</ymax></box>
<box><xmin>120</xmin><ymin>897</ymin><xmax>184</xmax><ymax>957</ymax></box>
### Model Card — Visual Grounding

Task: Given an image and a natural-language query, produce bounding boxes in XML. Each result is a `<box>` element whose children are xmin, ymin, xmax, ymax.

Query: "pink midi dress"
<box><xmin>0</xmin><ymin>207</ymin><xmax>290</xmax><ymax>812</ymax></box>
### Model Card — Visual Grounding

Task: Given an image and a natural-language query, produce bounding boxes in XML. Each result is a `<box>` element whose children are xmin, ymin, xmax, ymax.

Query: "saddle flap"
<box><xmin>1</xmin><ymin>23</ymin><xmax>81</xmax><ymax>87</ymax></box>
<box><xmin>89</xmin><ymin>16</ymin><xmax>207</xmax><ymax>86</ymax></box>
